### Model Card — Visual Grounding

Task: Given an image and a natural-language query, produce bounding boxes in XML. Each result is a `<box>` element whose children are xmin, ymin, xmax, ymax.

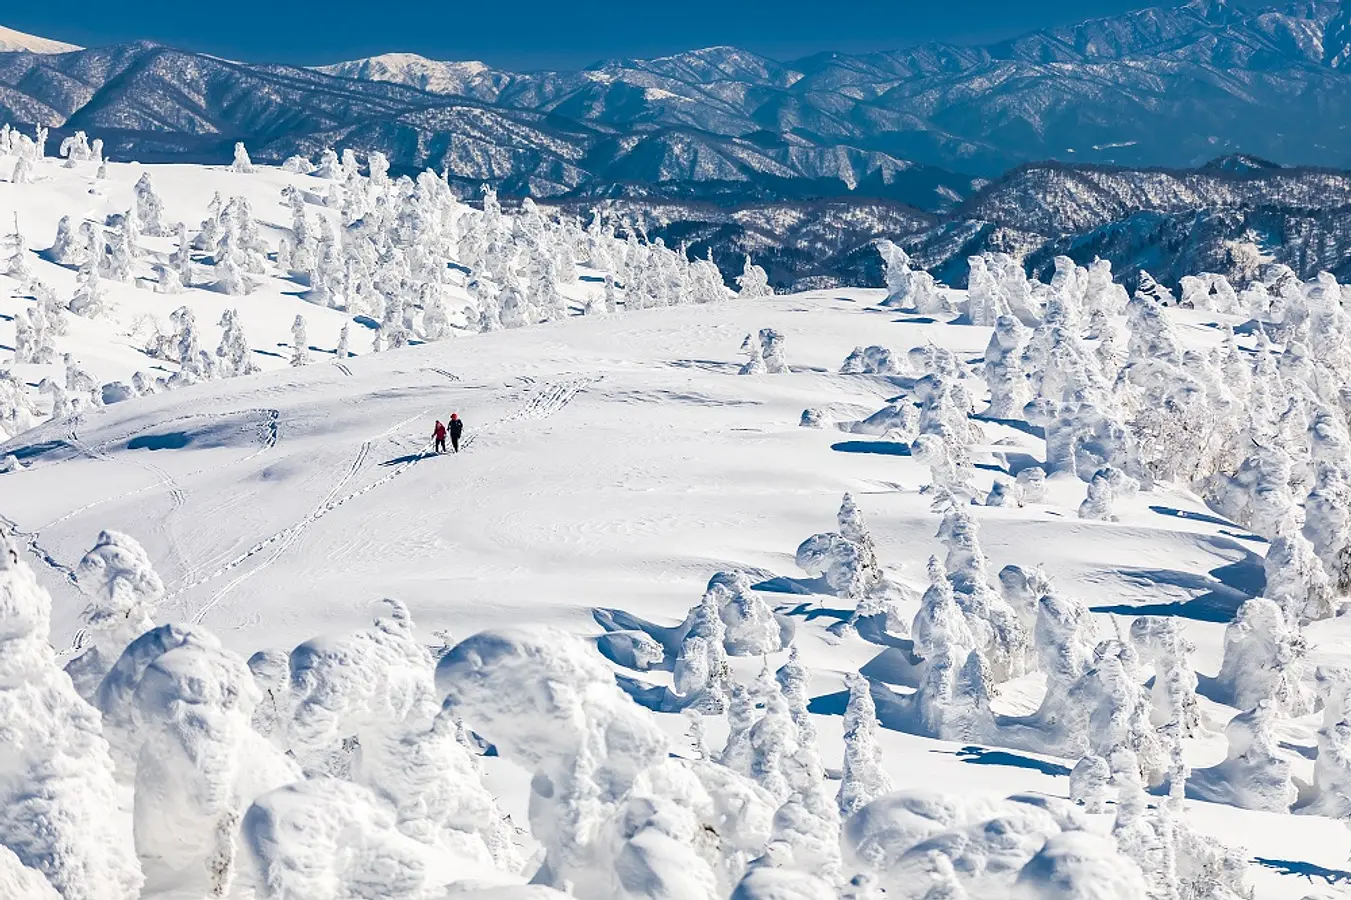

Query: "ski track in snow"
<box><xmin>334</xmin><ymin>362</ymin><xmax>353</xmax><ymax>377</ymax></box>
<box><xmin>177</xmin><ymin>374</ymin><xmax>600</xmax><ymax>624</ymax></box>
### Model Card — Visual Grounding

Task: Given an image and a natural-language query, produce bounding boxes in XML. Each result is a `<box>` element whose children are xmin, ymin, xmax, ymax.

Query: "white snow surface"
<box><xmin>0</xmin><ymin>148</ymin><xmax>1350</xmax><ymax>899</ymax></box>
<box><xmin>0</xmin><ymin>26</ymin><xmax>80</xmax><ymax>54</ymax></box>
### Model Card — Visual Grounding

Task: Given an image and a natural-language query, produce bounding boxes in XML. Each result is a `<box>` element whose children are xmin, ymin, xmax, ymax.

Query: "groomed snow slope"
<box><xmin>3</xmin><ymin>291</ymin><xmax>1350</xmax><ymax>897</ymax></box>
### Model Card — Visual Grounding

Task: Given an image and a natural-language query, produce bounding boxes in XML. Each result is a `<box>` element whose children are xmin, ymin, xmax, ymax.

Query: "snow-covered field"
<box><xmin>2</xmin><ymin>133</ymin><xmax>1351</xmax><ymax>900</ymax></box>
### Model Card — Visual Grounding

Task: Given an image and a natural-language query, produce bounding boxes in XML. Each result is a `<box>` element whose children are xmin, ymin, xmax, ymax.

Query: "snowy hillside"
<box><xmin>3</xmin><ymin>133</ymin><xmax>1351</xmax><ymax>900</ymax></box>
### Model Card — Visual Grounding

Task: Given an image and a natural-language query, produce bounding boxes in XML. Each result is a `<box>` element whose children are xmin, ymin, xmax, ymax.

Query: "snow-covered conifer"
<box><xmin>1129</xmin><ymin>617</ymin><xmax>1201</xmax><ymax>739</ymax></box>
<box><xmin>1188</xmin><ymin>702</ymin><xmax>1295</xmax><ymax>812</ymax></box>
<box><xmin>216</xmin><ymin>309</ymin><xmax>259</xmax><ymax>378</ymax></box>
<box><xmin>0</xmin><ymin>529</ymin><xmax>144</xmax><ymax>900</ymax></box>
<box><xmin>739</xmin><ymin>333</ymin><xmax>767</xmax><ymax>375</ymax></box>
<box><xmin>983</xmin><ymin>315</ymin><xmax>1030</xmax><ymax>419</ymax></box>
<box><xmin>1069</xmin><ymin>755</ymin><xmax>1111</xmax><ymax>813</ymax></box>
<box><xmin>290</xmin><ymin>314</ymin><xmax>310</xmax><ymax>366</ymax></box>
<box><xmin>759</xmin><ymin>328</ymin><xmax>788</xmax><ymax>374</ymax></box>
<box><xmin>1264</xmin><ymin>510</ymin><xmax>1338</xmax><ymax>625</ymax></box>
<box><xmin>1213</xmin><ymin>598</ymin><xmax>1312</xmax><ymax>716</ymax></box>
<box><xmin>63</xmin><ymin>530</ymin><xmax>163</xmax><ymax>702</ymax></box>
<box><xmin>132</xmin><ymin>173</ymin><xmax>166</xmax><ymax>237</ymax></box>
<box><xmin>674</xmin><ymin>591</ymin><xmax>731</xmax><ymax>713</ymax></box>
<box><xmin>838</xmin><ymin>673</ymin><xmax>891</xmax><ymax>817</ymax></box>
<box><xmin>335</xmin><ymin>323</ymin><xmax>351</xmax><ymax>359</ymax></box>
<box><xmin>230</xmin><ymin>142</ymin><xmax>255</xmax><ymax>174</ymax></box>
<box><xmin>737</xmin><ymin>255</ymin><xmax>772</xmax><ymax>298</ymax></box>
<box><xmin>707</xmin><ymin>570</ymin><xmax>781</xmax><ymax>657</ymax></box>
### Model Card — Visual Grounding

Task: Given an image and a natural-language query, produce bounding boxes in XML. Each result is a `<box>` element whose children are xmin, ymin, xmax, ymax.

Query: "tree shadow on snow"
<box><xmin>1148</xmin><ymin>505</ymin><xmax>1259</xmax><ymax>538</ymax></box>
<box><xmin>1090</xmin><ymin>536</ymin><xmax>1264</xmax><ymax>624</ymax></box>
<box><xmin>972</xmin><ymin>414</ymin><xmax>1045</xmax><ymax>440</ymax></box>
<box><xmin>758</xmin><ymin>575</ymin><xmax>836</xmax><ymax>597</ymax></box>
<box><xmin>127</xmin><ymin>432</ymin><xmax>191</xmax><ymax>451</ymax></box>
<box><xmin>831</xmin><ymin>440</ymin><xmax>912</xmax><ymax>457</ymax></box>
<box><xmin>1253</xmin><ymin>858</ymin><xmax>1351</xmax><ymax>886</ymax></box>
<box><xmin>935</xmin><ymin>745</ymin><xmax>1072</xmax><ymax>778</ymax></box>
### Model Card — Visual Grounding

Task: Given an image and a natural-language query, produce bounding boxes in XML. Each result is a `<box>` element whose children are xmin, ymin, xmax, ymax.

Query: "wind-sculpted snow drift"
<box><xmin>4</xmin><ymin>127</ymin><xmax>1351</xmax><ymax>899</ymax></box>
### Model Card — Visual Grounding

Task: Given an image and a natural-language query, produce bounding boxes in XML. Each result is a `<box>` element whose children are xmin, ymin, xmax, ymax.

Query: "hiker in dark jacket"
<box><xmin>449</xmin><ymin>413</ymin><xmax>464</xmax><ymax>453</ymax></box>
<box><xmin>433</xmin><ymin>420</ymin><xmax>447</xmax><ymax>454</ymax></box>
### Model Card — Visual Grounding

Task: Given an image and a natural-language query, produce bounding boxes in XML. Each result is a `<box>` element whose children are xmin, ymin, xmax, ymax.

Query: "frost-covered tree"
<box><xmin>1213</xmin><ymin>598</ymin><xmax>1312</xmax><ymax>716</ymax></box>
<box><xmin>215</xmin><ymin>309</ymin><xmax>259</xmax><ymax>378</ymax></box>
<box><xmin>674</xmin><ymin>591</ymin><xmax>731</xmax><ymax>713</ymax></box>
<box><xmin>877</xmin><ymin>239</ymin><xmax>946</xmax><ymax>313</ymax></box>
<box><xmin>1069</xmin><ymin>755</ymin><xmax>1111</xmax><ymax>813</ymax></box>
<box><xmin>838</xmin><ymin>673</ymin><xmax>891</xmax><ymax>817</ymax></box>
<box><xmin>706</xmin><ymin>570</ymin><xmax>781</xmax><ymax>657</ymax></box>
<box><xmin>437</xmin><ymin>629</ymin><xmax>714</xmax><ymax>897</ymax></box>
<box><xmin>132</xmin><ymin>174</ymin><xmax>166</xmax><ymax>237</ymax></box>
<box><xmin>1302</xmin><ymin>664</ymin><xmax>1351</xmax><ymax>819</ymax></box>
<box><xmin>1264</xmin><ymin>510</ymin><xmax>1338</xmax><ymax>625</ymax></box>
<box><xmin>737</xmin><ymin>255</ymin><xmax>772</xmax><ymax>298</ymax></box>
<box><xmin>290</xmin><ymin>314</ymin><xmax>310</xmax><ymax>367</ymax></box>
<box><xmin>1188</xmin><ymin>702</ymin><xmax>1295</xmax><ymax>812</ymax></box>
<box><xmin>63</xmin><ymin>530</ymin><xmax>163</xmax><ymax>703</ymax></box>
<box><xmin>0</xmin><ymin>529</ymin><xmax>144</xmax><ymax>900</ymax></box>
<box><xmin>230</xmin><ymin>142</ymin><xmax>255</xmax><ymax>174</ymax></box>
<box><xmin>335</xmin><ymin>322</ymin><xmax>351</xmax><ymax>359</ymax></box>
<box><xmin>759</xmin><ymin>328</ymin><xmax>788</xmax><ymax>374</ymax></box>
<box><xmin>1129</xmin><ymin>617</ymin><xmax>1201</xmax><ymax>739</ymax></box>
<box><xmin>739</xmin><ymin>333</ymin><xmax>767</xmax><ymax>375</ymax></box>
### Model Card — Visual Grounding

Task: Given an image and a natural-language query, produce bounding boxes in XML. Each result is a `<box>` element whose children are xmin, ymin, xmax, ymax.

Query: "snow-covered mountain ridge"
<box><xmin>0</xmin><ymin>25</ymin><xmax>79</xmax><ymax>54</ymax></box>
<box><xmin>3</xmin><ymin>132</ymin><xmax>1351</xmax><ymax>900</ymax></box>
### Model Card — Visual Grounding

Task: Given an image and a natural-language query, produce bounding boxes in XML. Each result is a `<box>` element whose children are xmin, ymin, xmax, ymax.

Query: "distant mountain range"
<box><xmin>4</xmin><ymin>0</ymin><xmax>1351</xmax><ymax>288</ymax></box>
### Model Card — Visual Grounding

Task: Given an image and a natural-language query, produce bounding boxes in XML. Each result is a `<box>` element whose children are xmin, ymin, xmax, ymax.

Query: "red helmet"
<box><xmin>451</xmin><ymin>413</ymin><xmax>459</xmax><ymax>420</ymax></box>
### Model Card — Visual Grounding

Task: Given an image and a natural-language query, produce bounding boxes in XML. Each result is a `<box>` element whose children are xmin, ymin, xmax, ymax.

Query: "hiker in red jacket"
<box><xmin>449</xmin><ymin>413</ymin><xmax>464</xmax><ymax>453</ymax></box>
<box><xmin>433</xmin><ymin>420</ymin><xmax>447</xmax><ymax>454</ymax></box>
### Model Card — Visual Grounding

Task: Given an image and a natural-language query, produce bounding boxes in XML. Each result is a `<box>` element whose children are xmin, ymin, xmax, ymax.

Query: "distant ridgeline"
<box><xmin>5</xmin><ymin>0</ymin><xmax>1351</xmax><ymax>288</ymax></box>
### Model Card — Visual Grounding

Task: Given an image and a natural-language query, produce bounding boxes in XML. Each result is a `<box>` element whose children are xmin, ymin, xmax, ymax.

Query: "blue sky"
<box><xmin>6</xmin><ymin>1</ymin><xmax>1257</xmax><ymax>69</ymax></box>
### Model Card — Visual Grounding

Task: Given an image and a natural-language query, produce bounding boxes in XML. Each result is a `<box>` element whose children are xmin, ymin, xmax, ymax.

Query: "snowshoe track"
<box><xmin>175</xmin><ymin>377</ymin><xmax>600</xmax><ymax>622</ymax></box>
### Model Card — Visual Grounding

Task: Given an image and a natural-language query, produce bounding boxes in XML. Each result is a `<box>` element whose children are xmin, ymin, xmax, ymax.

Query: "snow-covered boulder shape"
<box><xmin>800</xmin><ymin>408</ymin><xmax>827</xmax><ymax>428</ymax></box>
<box><xmin>841</xmin><ymin>345</ymin><xmax>900</xmax><ymax>375</ymax></box>
<box><xmin>0</xmin><ymin>530</ymin><xmax>143</xmax><ymax>900</ymax></box>
<box><xmin>731</xmin><ymin>866</ymin><xmax>836</xmax><ymax>900</ymax></box>
<box><xmin>125</xmin><ymin>627</ymin><xmax>301</xmax><ymax>894</ymax></box>
<box><xmin>849</xmin><ymin>402</ymin><xmax>918</xmax><ymax>439</ymax></box>
<box><xmin>1188</xmin><ymin>703</ymin><xmax>1295</xmax><ymax>812</ymax></box>
<box><xmin>239</xmin><ymin>777</ymin><xmax>499</xmax><ymax>899</ymax></box>
<box><xmin>0</xmin><ymin>844</ymin><xmax>60</xmax><ymax>899</ymax></box>
<box><xmin>436</xmin><ymin>628</ymin><xmax>672</xmax><ymax>897</ymax></box>
<box><xmin>707</xmin><ymin>570</ymin><xmax>782</xmax><ymax>656</ymax></box>
<box><xmin>1212</xmin><ymin>598</ymin><xmax>1312</xmax><ymax>716</ymax></box>
<box><xmin>64</xmin><ymin>530</ymin><xmax>163</xmax><ymax>701</ymax></box>
<box><xmin>1016</xmin><ymin>467</ymin><xmax>1047</xmax><ymax>504</ymax></box>
<box><xmin>842</xmin><ymin>791</ymin><xmax>1082</xmax><ymax>900</ymax></box>
<box><xmin>1069</xmin><ymin>756</ymin><xmax>1111</xmax><ymax>814</ymax></box>
<box><xmin>288</xmin><ymin>601</ymin><xmax>520</xmax><ymax>870</ymax></box>
<box><xmin>1012</xmin><ymin>830</ymin><xmax>1148</xmax><ymax>900</ymax></box>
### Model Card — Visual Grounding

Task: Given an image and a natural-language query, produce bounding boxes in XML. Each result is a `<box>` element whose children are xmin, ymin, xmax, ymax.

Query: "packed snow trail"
<box><xmin>176</xmin><ymin>410</ymin><xmax>431</xmax><ymax>620</ymax></box>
